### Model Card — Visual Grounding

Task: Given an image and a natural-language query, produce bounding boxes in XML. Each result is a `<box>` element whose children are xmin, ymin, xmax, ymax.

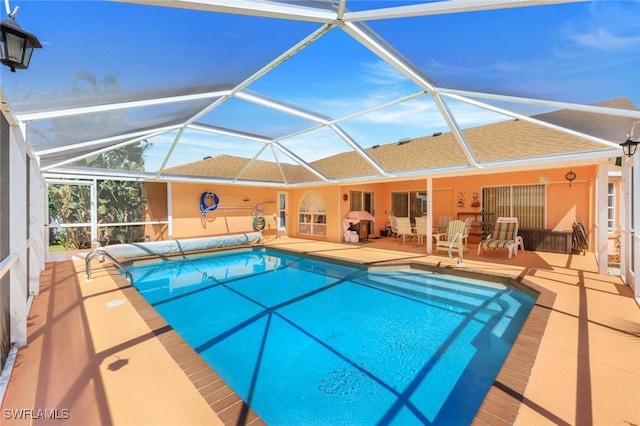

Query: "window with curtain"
<box><xmin>391</xmin><ymin>192</ymin><xmax>408</xmax><ymax>217</ymax></box>
<box><xmin>482</xmin><ymin>186</ymin><xmax>511</xmax><ymax>218</ymax></box>
<box><xmin>482</xmin><ymin>185</ymin><xmax>545</xmax><ymax>229</ymax></box>
<box><xmin>391</xmin><ymin>191</ymin><xmax>427</xmax><ymax>222</ymax></box>
<box><xmin>349</xmin><ymin>190</ymin><xmax>363</xmax><ymax>211</ymax></box>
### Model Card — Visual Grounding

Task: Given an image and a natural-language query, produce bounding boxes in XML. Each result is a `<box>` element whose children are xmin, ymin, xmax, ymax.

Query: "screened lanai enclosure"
<box><xmin>5</xmin><ymin>0</ymin><xmax>640</xmax><ymax>185</ymax></box>
<box><xmin>0</xmin><ymin>0</ymin><xmax>639</xmax><ymax>383</ymax></box>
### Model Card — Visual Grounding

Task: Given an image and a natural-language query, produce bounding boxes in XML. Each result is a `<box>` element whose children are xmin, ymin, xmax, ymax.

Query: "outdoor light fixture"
<box><xmin>565</xmin><ymin>170</ymin><xmax>576</xmax><ymax>187</ymax></box>
<box><xmin>0</xmin><ymin>1</ymin><xmax>41</xmax><ymax>72</ymax></box>
<box><xmin>621</xmin><ymin>121</ymin><xmax>640</xmax><ymax>157</ymax></box>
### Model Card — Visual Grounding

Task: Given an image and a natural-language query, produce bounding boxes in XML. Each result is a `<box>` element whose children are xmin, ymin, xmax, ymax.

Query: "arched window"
<box><xmin>298</xmin><ymin>191</ymin><xmax>326</xmax><ymax>237</ymax></box>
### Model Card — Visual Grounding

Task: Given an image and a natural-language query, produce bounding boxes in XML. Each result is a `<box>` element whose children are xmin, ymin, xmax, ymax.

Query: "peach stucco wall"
<box><xmin>288</xmin><ymin>185</ymin><xmax>341</xmax><ymax>241</ymax></box>
<box><xmin>142</xmin><ymin>182</ymin><xmax>169</xmax><ymax>241</ymax></box>
<box><xmin>165</xmin><ymin>183</ymin><xmax>281</xmax><ymax>239</ymax></box>
<box><xmin>341</xmin><ymin>166</ymin><xmax>595</xmax><ymax>236</ymax></box>
<box><xmin>143</xmin><ymin>165</ymin><xmax>599</xmax><ymax>251</ymax></box>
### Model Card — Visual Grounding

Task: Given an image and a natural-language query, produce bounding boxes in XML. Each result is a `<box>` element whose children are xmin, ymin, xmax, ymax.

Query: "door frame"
<box><xmin>277</xmin><ymin>191</ymin><xmax>289</xmax><ymax>237</ymax></box>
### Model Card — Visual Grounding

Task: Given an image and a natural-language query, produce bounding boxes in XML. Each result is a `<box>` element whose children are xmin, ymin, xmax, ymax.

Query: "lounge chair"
<box><xmin>395</xmin><ymin>217</ymin><xmax>414</xmax><ymax>244</ymax></box>
<box><xmin>477</xmin><ymin>217</ymin><xmax>519</xmax><ymax>259</ymax></box>
<box><xmin>435</xmin><ymin>219</ymin><xmax>466</xmax><ymax>258</ymax></box>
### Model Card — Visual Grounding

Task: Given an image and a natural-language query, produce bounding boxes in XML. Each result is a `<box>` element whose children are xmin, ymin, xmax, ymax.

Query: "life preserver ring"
<box><xmin>253</xmin><ymin>213</ymin><xmax>266</xmax><ymax>231</ymax></box>
<box><xmin>200</xmin><ymin>192</ymin><xmax>219</xmax><ymax>216</ymax></box>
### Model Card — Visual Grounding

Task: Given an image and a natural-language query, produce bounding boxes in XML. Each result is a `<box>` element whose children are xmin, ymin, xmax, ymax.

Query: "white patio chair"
<box><xmin>395</xmin><ymin>217</ymin><xmax>414</xmax><ymax>244</ymax></box>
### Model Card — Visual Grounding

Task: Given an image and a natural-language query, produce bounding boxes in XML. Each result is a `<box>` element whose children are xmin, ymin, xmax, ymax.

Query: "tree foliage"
<box><xmin>48</xmin><ymin>143</ymin><xmax>150</xmax><ymax>249</ymax></box>
<box><xmin>47</xmin><ymin>72</ymin><xmax>151</xmax><ymax>249</ymax></box>
<box><xmin>48</xmin><ymin>184</ymin><xmax>92</xmax><ymax>249</ymax></box>
<box><xmin>48</xmin><ymin>146</ymin><xmax>150</xmax><ymax>249</ymax></box>
<box><xmin>87</xmin><ymin>129</ymin><xmax>149</xmax><ymax>247</ymax></box>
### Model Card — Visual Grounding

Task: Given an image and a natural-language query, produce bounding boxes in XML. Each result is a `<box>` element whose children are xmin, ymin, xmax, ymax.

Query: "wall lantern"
<box><xmin>565</xmin><ymin>170</ymin><xmax>576</xmax><ymax>187</ymax></box>
<box><xmin>621</xmin><ymin>121</ymin><xmax>640</xmax><ymax>157</ymax></box>
<box><xmin>0</xmin><ymin>2</ymin><xmax>41</xmax><ymax>72</ymax></box>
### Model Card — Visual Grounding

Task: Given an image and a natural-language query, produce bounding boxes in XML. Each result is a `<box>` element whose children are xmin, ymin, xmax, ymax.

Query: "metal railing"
<box><xmin>85</xmin><ymin>248</ymin><xmax>134</xmax><ymax>285</ymax></box>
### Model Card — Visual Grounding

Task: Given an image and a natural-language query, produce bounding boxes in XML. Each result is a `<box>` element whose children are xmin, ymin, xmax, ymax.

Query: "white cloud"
<box><xmin>278</xmin><ymin>128</ymin><xmax>350</xmax><ymax>163</ymax></box>
<box><xmin>356</xmin><ymin>98</ymin><xmax>438</xmax><ymax>126</ymax></box>
<box><xmin>288</xmin><ymin>59</ymin><xmax>422</xmax><ymax>117</ymax></box>
<box><xmin>359</xmin><ymin>60</ymin><xmax>408</xmax><ymax>85</ymax></box>
<box><xmin>570</xmin><ymin>28</ymin><xmax>640</xmax><ymax>51</ymax></box>
<box><xmin>493</xmin><ymin>61</ymin><xmax>524</xmax><ymax>73</ymax></box>
<box><xmin>558</xmin><ymin>1</ymin><xmax>640</xmax><ymax>54</ymax></box>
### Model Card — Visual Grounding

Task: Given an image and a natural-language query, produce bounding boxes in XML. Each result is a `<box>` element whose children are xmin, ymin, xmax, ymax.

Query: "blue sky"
<box><xmin>4</xmin><ymin>0</ymin><xmax>640</xmax><ymax>170</ymax></box>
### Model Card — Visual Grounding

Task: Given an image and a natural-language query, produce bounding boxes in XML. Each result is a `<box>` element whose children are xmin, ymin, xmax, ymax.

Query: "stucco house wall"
<box><xmin>143</xmin><ymin>165</ymin><xmax>599</xmax><ymax>252</ymax></box>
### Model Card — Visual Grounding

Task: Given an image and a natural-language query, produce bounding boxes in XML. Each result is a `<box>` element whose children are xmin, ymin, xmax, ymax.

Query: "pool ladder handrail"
<box><xmin>85</xmin><ymin>248</ymin><xmax>134</xmax><ymax>285</ymax></box>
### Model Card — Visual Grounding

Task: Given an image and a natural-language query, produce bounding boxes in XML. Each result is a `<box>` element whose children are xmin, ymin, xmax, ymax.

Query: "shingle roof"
<box><xmin>163</xmin><ymin>154</ymin><xmax>318</xmax><ymax>183</ymax></box>
<box><xmin>164</xmin><ymin>98</ymin><xmax>637</xmax><ymax>184</ymax></box>
<box><xmin>464</xmin><ymin>119</ymin><xmax>607</xmax><ymax>162</ymax></box>
<box><xmin>532</xmin><ymin>97</ymin><xmax>637</xmax><ymax>143</ymax></box>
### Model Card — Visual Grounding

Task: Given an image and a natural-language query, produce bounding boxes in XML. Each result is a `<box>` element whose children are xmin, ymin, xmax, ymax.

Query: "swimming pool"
<box><xmin>127</xmin><ymin>248</ymin><xmax>535</xmax><ymax>425</ymax></box>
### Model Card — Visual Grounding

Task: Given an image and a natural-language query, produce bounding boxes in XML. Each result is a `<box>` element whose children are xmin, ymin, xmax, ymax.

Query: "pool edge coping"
<box><xmin>109</xmin><ymin>246</ymin><xmax>554</xmax><ymax>426</ymax></box>
<box><xmin>104</xmin><ymin>265</ymin><xmax>267</xmax><ymax>426</ymax></box>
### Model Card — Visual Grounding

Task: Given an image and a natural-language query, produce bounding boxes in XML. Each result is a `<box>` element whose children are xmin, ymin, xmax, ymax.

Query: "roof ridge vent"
<box><xmin>371</xmin><ymin>144</ymin><xmax>380</xmax><ymax>149</ymax></box>
<box><xmin>203</xmin><ymin>156</ymin><xmax>212</xmax><ymax>160</ymax></box>
<box><xmin>432</xmin><ymin>132</ymin><xmax>442</xmax><ymax>137</ymax></box>
<box><xmin>397</xmin><ymin>137</ymin><xmax>411</xmax><ymax>145</ymax></box>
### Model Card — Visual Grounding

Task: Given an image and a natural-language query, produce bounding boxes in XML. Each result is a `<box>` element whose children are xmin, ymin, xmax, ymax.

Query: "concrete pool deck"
<box><xmin>1</xmin><ymin>237</ymin><xmax>638</xmax><ymax>425</ymax></box>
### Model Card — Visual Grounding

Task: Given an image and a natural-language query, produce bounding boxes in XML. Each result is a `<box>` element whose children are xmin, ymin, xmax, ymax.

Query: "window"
<box><xmin>391</xmin><ymin>191</ymin><xmax>427</xmax><ymax>222</ymax></box>
<box><xmin>48</xmin><ymin>182</ymin><xmax>94</xmax><ymax>250</ymax></box>
<box><xmin>482</xmin><ymin>185</ymin><xmax>545</xmax><ymax>229</ymax></box>
<box><xmin>349</xmin><ymin>190</ymin><xmax>363</xmax><ymax>211</ymax></box>
<box><xmin>47</xmin><ymin>179</ymin><xmax>167</xmax><ymax>249</ymax></box>
<box><xmin>298</xmin><ymin>191</ymin><xmax>326</xmax><ymax>237</ymax></box>
<box><xmin>607</xmin><ymin>182</ymin><xmax>616</xmax><ymax>232</ymax></box>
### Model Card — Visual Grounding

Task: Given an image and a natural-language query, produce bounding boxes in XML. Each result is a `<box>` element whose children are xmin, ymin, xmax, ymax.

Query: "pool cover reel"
<box><xmin>253</xmin><ymin>213</ymin><xmax>266</xmax><ymax>231</ymax></box>
<box><xmin>200</xmin><ymin>191</ymin><xmax>219</xmax><ymax>216</ymax></box>
<box><xmin>103</xmin><ymin>233</ymin><xmax>263</xmax><ymax>259</ymax></box>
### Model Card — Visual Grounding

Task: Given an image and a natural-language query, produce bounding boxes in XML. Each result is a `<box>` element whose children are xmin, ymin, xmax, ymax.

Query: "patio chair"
<box><xmin>436</xmin><ymin>215</ymin><xmax>452</xmax><ymax>234</ymax></box>
<box><xmin>414</xmin><ymin>216</ymin><xmax>428</xmax><ymax>245</ymax></box>
<box><xmin>461</xmin><ymin>217</ymin><xmax>472</xmax><ymax>251</ymax></box>
<box><xmin>435</xmin><ymin>219</ymin><xmax>466</xmax><ymax>258</ymax></box>
<box><xmin>477</xmin><ymin>217</ymin><xmax>519</xmax><ymax>259</ymax></box>
<box><xmin>395</xmin><ymin>217</ymin><xmax>414</xmax><ymax>244</ymax></box>
<box><xmin>388</xmin><ymin>215</ymin><xmax>399</xmax><ymax>238</ymax></box>
<box><xmin>433</xmin><ymin>215</ymin><xmax>452</xmax><ymax>241</ymax></box>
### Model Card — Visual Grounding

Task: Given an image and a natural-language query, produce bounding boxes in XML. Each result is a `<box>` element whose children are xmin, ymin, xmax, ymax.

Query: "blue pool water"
<box><xmin>127</xmin><ymin>249</ymin><xmax>535</xmax><ymax>425</ymax></box>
